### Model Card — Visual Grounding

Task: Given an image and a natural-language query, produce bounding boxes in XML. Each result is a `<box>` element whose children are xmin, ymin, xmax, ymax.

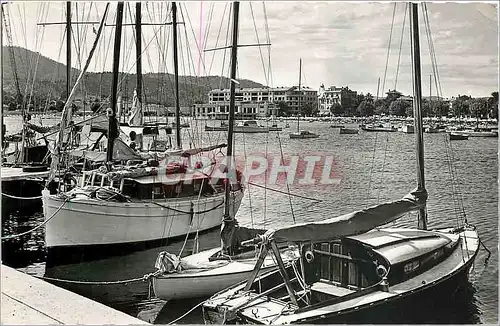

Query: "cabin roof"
<box><xmin>348</xmin><ymin>228</ymin><xmax>456</xmax><ymax>264</ymax></box>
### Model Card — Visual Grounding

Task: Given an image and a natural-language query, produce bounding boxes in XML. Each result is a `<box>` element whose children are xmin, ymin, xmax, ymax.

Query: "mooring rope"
<box><xmin>168</xmin><ymin>299</ymin><xmax>207</xmax><ymax>325</ymax></box>
<box><xmin>1</xmin><ymin>193</ymin><xmax>43</xmax><ymax>200</ymax></box>
<box><xmin>152</xmin><ymin>200</ymin><xmax>224</xmax><ymax>215</ymax></box>
<box><xmin>36</xmin><ymin>270</ymin><xmax>160</xmax><ymax>285</ymax></box>
<box><xmin>247</xmin><ymin>182</ymin><xmax>322</xmax><ymax>203</ymax></box>
<box><xmin>1</xmin><ymin>197</ymin><xmax>68</xmax><ymax>240</ymax></box>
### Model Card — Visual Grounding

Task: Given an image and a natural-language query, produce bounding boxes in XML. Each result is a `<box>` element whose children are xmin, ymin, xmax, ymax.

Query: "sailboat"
<box><xmin>202</xmin><ymin>4</ymin><xmax>480</xmax><ymax>324</ymax></box>
<box><xmin>41</xmin><ymin>2</ymin><xmax>244</xmax><ymax>264</ymax></box>
<box><xmin>151</xmin><ymin>2</ymin><xmax>298</xmax><ymax>301</ymax></box>
<box><xmin>289</xmin><ymin>59</ymin><xmax>319</xmax><ymax>139</ymax></box>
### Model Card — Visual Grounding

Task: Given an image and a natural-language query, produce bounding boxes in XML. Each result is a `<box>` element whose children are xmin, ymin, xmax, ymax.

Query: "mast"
<box><xmin>222</xmin><ymin>1</ymin><xmax>239</xmax><ymax>226</ymax></box>
<box><xmin>106</xmin><ymin>2</ymin><xmax>124</xmax><ymax>165</ymax></box>
<box><xmin>410</xmin><ymin>3</ymin><xmax>427</xmax><ymax>230</ymax></box>
<box><xmin>172</xmin><ymin>2</ymin><xmax>181</xmax><ymax>148</ymax></box>
<box><xmin>429</xmin><ymin>74</ymin><xmax>432</xmax><ymax>116</ymax></box>
<box><xmin>135</xmin><ymin>2</ymin><xmax>142</xmax><ymax>121</ymax></box>
<box><xmin>376</xmin><ymin>77</ymin><xmax>381</xmax><ymax>100</ymax></box>
<box><xmin>66</xmin><ymin>2</ymin><xmax>71</xmax><ymax>104</ymax></box>
<box><xmin>297</xmin><ymin>58</ymin><xmax>302</xmax><ymax>133</ymax></box>
<box><xmin>0</xmin><ymin>6</ymin><xmax>3</xmax><ymax>152</ymax></box>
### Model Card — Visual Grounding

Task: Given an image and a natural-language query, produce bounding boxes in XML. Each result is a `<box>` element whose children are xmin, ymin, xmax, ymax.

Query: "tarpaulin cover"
<box><xmin>269</xmin><ymin>190</ymin><xmax>427</xmax><ymax>243</ymax></box>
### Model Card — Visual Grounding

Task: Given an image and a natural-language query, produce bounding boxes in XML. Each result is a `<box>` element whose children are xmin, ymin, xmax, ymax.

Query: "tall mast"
<box><xmin>66</xmin><ymin>1</ymin><xmax>71</xmax><ymax>102</ymax></box>
<box><xmin>429</xmin><ymin>74</ymin><xmax>432</xmax><ymax>116</ymax></box>
<box><xmin>0</xmin><ymin>5</ymin><xmax>3</xmax><ymax>152</ymax></box>
<box><xmin>410</xmin><ymin>3</ymin><xmax>427</xmax><ymax>230</ymax></box>
<box><xmin>106</xmin><ymin>2</ymin><xmax>124</xmax><ymax>165</ymax></box>
<box><xmin>223</xmin><ymin>1</ymin><xmax>240</xmax><ymax>222</ymax></box>
<box><xmin>135</xmin><ymin>2</ymin><xmax>142</xmax><ymax>112</ymax></box>
<box><xmin>297</xmin><ymin>58</ymin><xmax>301</xmax><ymax>133</ymax></box>
<box><xmin>376</xmin><ymin>77</ymin><xmax>381</xmax><ymax>100</ymax></box>
<box><xmin>172</xmin><ymin>2</ymin><xmax>181</xmax><ymax>149</ymax></box>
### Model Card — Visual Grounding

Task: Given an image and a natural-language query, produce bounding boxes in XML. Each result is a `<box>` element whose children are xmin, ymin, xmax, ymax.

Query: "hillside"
<box><xmin>1</xmin><ymin>46</ymin><xmax>264</xmax><ymax>108</ymax></box>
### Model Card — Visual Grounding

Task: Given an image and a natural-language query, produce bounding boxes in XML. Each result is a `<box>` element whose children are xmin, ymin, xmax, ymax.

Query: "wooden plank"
<box><xmin>1</xmin><ymin>265</ymin><xmax>149</xmax><ymax>325</ymax></box>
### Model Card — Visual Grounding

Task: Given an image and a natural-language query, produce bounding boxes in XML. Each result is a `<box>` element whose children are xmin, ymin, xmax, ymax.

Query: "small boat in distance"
<box><xmin>290</xmin><ymin>130</ymin><xmax>320</xmax><ymax>139</ymax></box>
<box><xmin>449</xmin><ymin>132</ymin><xmax>469</xmax><ymax>140</ymax></box>
<box><xmin>205</xmin><ymin>121</ymin><xmax>228</xmax><ymax>132</ymax></box>
<box><xmin>361</xmin><ymin>124</ymin><xmax>397</xmax><ymax>132</ymax></box>
<box><xmin>339</xmin><ymin>127</ymin><xmax>359</xmax><ymax>134</ymax></box>
<box><xmin>289</xmin><ymin>59</ymin><xmax>318</xmax><ymax>139</ymax></box>
<box><xmin>451</xmin><ymin>128</ymin><xmax>497</xmax><ymax>138</ymax></box>
<box><xmin>401</xmin><ymin>124</ymin><xmax>414</xmax><ymax>134</ymax></box>
<box><xmin>234</xmin><ymin>120</ymin><xmax>269</xmax><ymax>133</ymax></box>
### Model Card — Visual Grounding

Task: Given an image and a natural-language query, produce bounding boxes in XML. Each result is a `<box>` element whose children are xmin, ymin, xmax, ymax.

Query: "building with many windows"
<box><xmin>318</xmin><ymin>85</ymin><xmax>358</xmax><ymax>115</ymax></box>
<box><xmin>193</xmin><ymin>86</ymin><xmax>318</xmax><ymax>119</ymax></box>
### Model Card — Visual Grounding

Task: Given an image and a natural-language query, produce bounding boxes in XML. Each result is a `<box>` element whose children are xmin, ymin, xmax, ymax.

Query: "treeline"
<box><xmin>329</xmin><ymin>90</ymin><xmax>498</xmax><ymax>118</ymax></box>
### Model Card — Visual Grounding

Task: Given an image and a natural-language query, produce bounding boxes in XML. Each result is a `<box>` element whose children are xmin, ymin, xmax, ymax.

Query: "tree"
<box><xmin>355</xmin><ymin>93</ymin><xmax>366</xmax><ymax>108</ymax></box>
<box><xmin>389</xmin><ymin>99</ymin><xmax>411</xmax><ymax>116</ymax></box>
<box><xmin>329</xmin><ymin>102</ymin><xmax>343</xmax><ymax>116</ymax></box>
<box><xmin>432</xmin><ymin>100</ymin><xmax>450</xmax><ymax>117</ymax></box>
<box><xmin>487</xmin><ymin>91</ymin><xmax>498</xmax><ymax>119</ymax></box>
<box><xmin>384</xmin><ymin>89</ymin><xmax>402</xmax><ymax>108</ymax></box>
<box><xmin>302</xmin><ymin>102</ymin><xmax>318</xmax><ymax>116</ymax></box>
<box><xmin>276</xmin><ymin>101</ymin><xmax>291</xmax><ymax>117</ymax></box>
<box><xmin>365</xmin><ymin>93</ymin><xmax>374</xmax><ymax>103</ymax></box>
<box><xmin>374</xmin><ymin>99</ymin><xmax>388</xmax><ymax>115</ymax></box>
<box><xmin>451</xmin><ymin>95</ymin><xmax>471</xmax><ymax>117</ymax></box>
<box><xmin>357</xmin><ymin>100</ymin><xmax>375</xmax><ymax>116</ymax></box>
<box><xmin>469</xmin><ymin>98</ymin><xmax>488</xmax><ymax>119</ymax></box>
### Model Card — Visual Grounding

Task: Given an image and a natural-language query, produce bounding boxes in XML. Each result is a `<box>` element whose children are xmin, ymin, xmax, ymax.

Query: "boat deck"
<box><xmin>1</xmin><ymin>265</ymin><xmax>149</xmax><ymax>325</ymax></box>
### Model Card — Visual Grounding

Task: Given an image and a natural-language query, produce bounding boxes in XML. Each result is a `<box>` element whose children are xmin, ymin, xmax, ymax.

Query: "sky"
<box><xmin>2</xmin><ymin>1</ymin><xmax>498</xmax><ymax>98</ymax></box>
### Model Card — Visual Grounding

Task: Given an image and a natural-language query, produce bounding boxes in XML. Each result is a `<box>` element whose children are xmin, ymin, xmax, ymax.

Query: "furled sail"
<box><xmin>267</xmin><ymin>189</ymin><xmax>427</xmax><ymax>243</ymax></box>
<box><xmin>128</xmin><ymin>89</ymin><xmax>143</xmax><ymax>126</ymax></box>
<box><xmin>69</xmin><ymin>138</ymin><xmax>141</xmax><ymax>162</ymax></box>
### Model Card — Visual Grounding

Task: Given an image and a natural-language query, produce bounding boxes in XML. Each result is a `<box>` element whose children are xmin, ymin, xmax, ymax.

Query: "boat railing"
<box><xmin>81</xmin><ymin>170</ymin><xmax>124</xmax><ymax>191</ymax></box>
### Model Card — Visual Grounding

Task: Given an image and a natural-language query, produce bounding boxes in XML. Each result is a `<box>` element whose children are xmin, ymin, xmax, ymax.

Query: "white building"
<box><xmin>194</xmin><ymin>86</ymin><xmax>317</xmax><ymax>119</ymax></box>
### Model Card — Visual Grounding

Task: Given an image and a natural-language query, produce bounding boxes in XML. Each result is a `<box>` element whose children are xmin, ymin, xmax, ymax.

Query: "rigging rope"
<box><xmin>381</xmin><ymin>2</ymin><xmax>397</xmax><ymax>97</ymax></box>
<box><xmin>423</xmin><ymin>3</ymin><xmax>444</xmax><ymax>99</ymax></box>
<box><xmin>276</xmin><ymin>132</ymin><xmax>296</xmax><ymax>224</ymax></box>
<box><xmin>1</xmin><ymin>197</ymin><xmax>68</xmax><ymax>240</ymax></box>
<box><xmin>247</xmin><ymin>182</ymin><xmax>322</xmax><ymax>203</ymax></box>
<box><xmin>249</xmin><ymin>2</ymin><xmax>268</xmax><ymax>85</ymax></box>
<box><xmin>394</xmin><ymin>3</ymin><xmax>408</xmax><ymax>91</ymax></box>
<box><xmin>377</xmin><ymin>134</ymin><xmax>389</xmax><ymax>204</ymax></box>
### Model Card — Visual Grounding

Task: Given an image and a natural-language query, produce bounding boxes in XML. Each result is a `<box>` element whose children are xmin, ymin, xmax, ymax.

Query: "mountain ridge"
<box><xmin>2</xmin><ymin>46</ymin><xmax>264</xmax><ymax>108</ymax></box>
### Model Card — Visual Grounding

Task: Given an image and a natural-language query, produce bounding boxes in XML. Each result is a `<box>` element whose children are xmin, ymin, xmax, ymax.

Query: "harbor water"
<box><xmin>1</xmin><ymin>116</ymin><xmax>497</xmax><ymax>324</ymax></box>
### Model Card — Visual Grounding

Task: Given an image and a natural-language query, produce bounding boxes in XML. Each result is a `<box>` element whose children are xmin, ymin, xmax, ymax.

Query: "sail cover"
<box><xmin>128</xmin><ymin>89</ymin><xmax>143</xmax><ymax>126</ymax></box>
<box><xmin>69</xmin><ymin>138</ymin><xmax>141</xmax><ymax>162</ymax></box>
<box><xmin>269</xmin><ymin>190</ymin><xmax>427</xmax><ymax>243</ymax></box>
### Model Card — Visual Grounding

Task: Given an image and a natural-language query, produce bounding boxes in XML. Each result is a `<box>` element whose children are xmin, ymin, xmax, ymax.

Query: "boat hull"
<box><xmin>42</xmin><ymin>190</ymin><xmax>244</xmax><ymax>248</ymax></box>
<box><xmin>153</xmin><ymin>247</ymin><xmax>298</xmax><ymax>301</ymax></box>
<box><xmin>339</xmin><ymin>128</ymin><xmax>359</xmax><ymax>134</ymax></box>
<box><xmin>203</xmin><ymin>227</ymin><xmax>480</xmax><ymax>324</ymax></box>
<box><xmin>289</xmin><ymin>133</ymin><xmax>319</xmax><ymax>139</ymax></box>
<box><xmin>298</xmin><ymin>255</ymin><xmax>477</xmax><ymax>324</ymax></box>
<box><xmin>451</xmin><ymin>130</ymin><xmax>498</xmax><ymax>138</ymax></box>
<box><xmin>233</xmin><ymin>126</ymin><xmax>269</xmax><ymax>133</ymax></box>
